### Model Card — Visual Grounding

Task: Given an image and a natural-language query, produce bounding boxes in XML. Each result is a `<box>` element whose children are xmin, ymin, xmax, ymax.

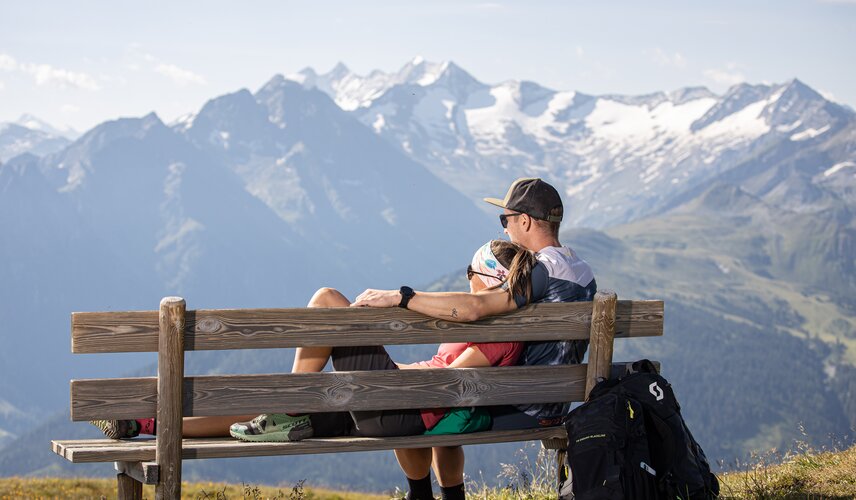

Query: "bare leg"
<box><xmin>292</xmin><ymin>288</ymin><xmax>352</xmax><ymax>373</ymax></box>
<box><xmin>182</xmin><ymin>415</ymin><xmax>257</xmax><ymax>437</ymax></box>
<box><xmin>432</xmin><ymin>446</ymin><xmax>465</xmax><ymax>487</ymax></box>
<box><xmin>394</xmin><ymin>448</ymin><xmax>433</xmax><ymax>479</ymax></box>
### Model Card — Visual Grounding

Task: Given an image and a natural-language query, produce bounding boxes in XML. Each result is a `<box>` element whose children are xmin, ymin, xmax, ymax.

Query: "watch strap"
<box><xmin>398</xmin><ymin>286</ymin><xmax>415</xmax><ymax>309</ymax></box>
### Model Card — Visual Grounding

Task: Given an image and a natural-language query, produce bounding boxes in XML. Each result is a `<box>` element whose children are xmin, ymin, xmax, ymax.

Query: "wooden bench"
<box><xmin>51</xmin><ymin>290</ymin><xmax>663</xmax><ymax>499</ymax></box>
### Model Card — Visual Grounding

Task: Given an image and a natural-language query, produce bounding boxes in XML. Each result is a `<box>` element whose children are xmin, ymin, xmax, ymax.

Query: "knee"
<box><xmin>309</xmin><ymin>287</ymin><xmax>348</xmax><ymax>307</ymax></box>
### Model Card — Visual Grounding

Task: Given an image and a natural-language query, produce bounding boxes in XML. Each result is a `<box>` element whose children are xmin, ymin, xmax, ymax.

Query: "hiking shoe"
<box><xmin>229</xmin><ymin>414</ymin><xmax>313</xmax><ymax>442</ymax></box>
<box><xmin>90</xmin><ymin>419</ymin><xmax>140</xmax><ymax>439</ymax></box>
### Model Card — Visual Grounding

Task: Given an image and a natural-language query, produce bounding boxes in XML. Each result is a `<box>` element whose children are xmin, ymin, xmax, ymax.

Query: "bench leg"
<box><xmin>117</xmin><ymin>472</ymin><xmax>143</xmax><ymax>500</ymax></box>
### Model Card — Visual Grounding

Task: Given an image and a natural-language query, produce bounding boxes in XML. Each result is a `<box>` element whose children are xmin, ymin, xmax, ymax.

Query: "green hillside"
<box><xmin>562</xmin><ymin>182</ymin><xmax>855</xmax><ymax>458</ymax></box>
<box><xmin>607</xmin><ymin>182</ymin><xmax>856</xmax><ymax>358</ymax></box>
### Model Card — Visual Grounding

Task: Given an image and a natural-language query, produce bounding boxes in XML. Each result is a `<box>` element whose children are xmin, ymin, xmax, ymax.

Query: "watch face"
<box><xmin>399</xmin><ymin>286</ymin><xmax>415</xmax><ymax>308</ymax></box>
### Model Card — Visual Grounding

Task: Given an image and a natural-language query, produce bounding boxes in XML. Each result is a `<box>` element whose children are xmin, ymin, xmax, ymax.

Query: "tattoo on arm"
<box><xmin>451</xmin><ymin>308</ymin><xmax>458</xmax><ymax>319</ymax></box>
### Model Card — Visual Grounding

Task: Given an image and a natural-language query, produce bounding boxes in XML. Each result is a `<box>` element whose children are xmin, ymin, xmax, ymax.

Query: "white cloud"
<box><xmin>21</xmin><ymin>63</ymin><xmax>101</xmax><ymax>90</ymax></box>
<box><xmin>124</xmin><ymin>44</ymin><xmax>207</xmax><ymax>86</ymax></box>
<box><xmin>704</xmin><ymin>63</ymin><xmax>745</xmax><ymax>86</ymax></box>
<box><xmin>61</xmin><ymin>104</ymin><xmax>81</xmax><ymax>113</ymax></box>
<box><xmin>0</xmin><ymin>52</ymin><xmax>100</xmax><ymax>91</ymax></box>
<box><xmin>0</xmin><ymin>81</ymin><xmax>5</xmax><ymax>91</ymax></box>
<box><xmin>0</xmin><ymin>53</ymin><xmax>17</xmax><ymax>71</ymax></box>
<box><xmin>155</xmin><ymin>63</ymin><xmax>208</xmax><ymax>86</ymax></box>
<box><xmin>650</xmin><ymin>48</ymin><xmax>687</xmax><ymax>68</ymax></box>
<box><xmin>575</xmin><ymin>45</ymin><xmax>585</xmax><ymax>58</ymax></box>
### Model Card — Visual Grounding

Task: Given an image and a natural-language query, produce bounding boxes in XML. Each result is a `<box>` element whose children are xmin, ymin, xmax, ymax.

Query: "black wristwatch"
<box><xmin>398</xmin><ymin>286</ymin><xmax>415</xmax><ymax>309</ymax></box>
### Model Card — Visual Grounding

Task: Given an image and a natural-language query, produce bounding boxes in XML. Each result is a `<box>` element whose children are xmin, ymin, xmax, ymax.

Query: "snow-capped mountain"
<box><xmin>0</xmin><ymin>115</ymin><xmax>74</xmax><ymax>162</ymax></box>
<box><xmin>285</xmin><ymin>56</ymin><xmax>478</xmax><ymax>111</ymax></box>
<box><xmin>292</xmin><ymin>60</ymin><xmax>856</xmax><ymax>227</ymax></box>
<box><xmin>15</xmin><ymin>113</ymin><xmax>79</xmax><ymax>139</ymax></box>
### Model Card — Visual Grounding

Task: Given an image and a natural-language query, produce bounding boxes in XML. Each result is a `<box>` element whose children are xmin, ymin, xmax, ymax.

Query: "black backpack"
<box><xmin>558</xmin><ymin>360</ymin><xmax>719</xmax><ymax>499</ymax></box>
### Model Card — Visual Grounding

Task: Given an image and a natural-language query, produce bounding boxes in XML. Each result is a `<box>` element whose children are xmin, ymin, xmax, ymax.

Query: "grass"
<box><xmin>2</xmin><ymin>442</ymin><xmax>854</xmax><ymax>499</ymax></box>
<box><xmin>717</xmin><ymin>442</ymin><xmax>856</xmax><ymax>499</ymax></box>
<box><xmin>0</xmin><ymin>477</ymin><xmax>388</xmax><ymax>499</ymax></box>
<box><xmin>468</xmin><ymin>439</ymin><xmax>856</xmax><ymax>499</ymax></box>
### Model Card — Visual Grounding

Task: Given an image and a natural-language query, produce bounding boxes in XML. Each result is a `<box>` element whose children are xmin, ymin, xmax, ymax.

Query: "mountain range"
<box><xmin>0</xmin><ymin>114</ymin><xmax>76</xmax><ymax>162</ymax></box>
<box><xmin>0</xmin><ymin>58</ymin><xmax>853</xmax><ymax>491</ymax></box>
<box><xmin>287</xmin><ymin>58</ymin><xmax>855</xmax><ymax>227</ymax></box>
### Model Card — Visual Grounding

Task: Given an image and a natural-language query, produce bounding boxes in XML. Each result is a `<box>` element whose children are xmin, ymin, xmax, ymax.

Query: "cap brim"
<box><xmin>483</xmin><ymin>197</ymin><xmax>507</xmax><ymax>209</ymax></box>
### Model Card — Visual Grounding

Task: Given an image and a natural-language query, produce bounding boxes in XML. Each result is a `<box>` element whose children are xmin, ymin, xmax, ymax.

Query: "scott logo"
<box><xmin>649</xmin><ymin>382</ymin><xmax>664</xmax><ymax>401</ymax></box>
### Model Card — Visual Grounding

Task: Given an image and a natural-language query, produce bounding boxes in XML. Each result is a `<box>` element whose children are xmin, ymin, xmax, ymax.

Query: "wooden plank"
<box><xmin>72</xmin><ymin>301</ymin><xmax>664</xmax><ymax>353</ymax></box>
<box><xmin>54</xmin><ymin>439</ymin><xmax>162</xmax><ymax>462</ymax></box>
<box><xmin>541</xmin><ymin>437</ymin><xmax>566</xmax><ymax>450</ymax></box>
<box><xmin>116</xmin><ymin>473</ymin><xmax>142</xmax><ymax>500</ymax></box>
<box><xmin>585</xmin><ymin>291</ymin><xmax>617</xmax><ymax>397</ymax></box>
<box><xmin>71</xmin><ymin>365</ymin><xmax>588</xmax><ymax>421</ymax></box>
<box><xmin>70</xmin><ymin>361</ymin><xmax>659</xmax><ymax>421</ymax></box>
<box><xmin>156</xmin><ymin>297</ymin><xmax>184</xmax><ymax>500</ymax></box>
<box><xmin>115</xmin><ymin>461</ymin><xmax>159</xmax><ymax>485</ymax></box>
<box><xmin>54</xmin><ymin>428</ymin><xmax>568</xmax><ymax>463</ymax></box>
<box><xmin>71</xmin><ymin>378</ymin><xmax>158</xmax><ymax>419</ymax></box>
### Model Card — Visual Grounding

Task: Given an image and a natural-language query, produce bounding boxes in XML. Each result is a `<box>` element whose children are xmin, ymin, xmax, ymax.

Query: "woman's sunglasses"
<box><xmin>499</xmin><ymin>212</ymin><xmax>523</xmax><ymax>228</ymax></box>
<box><xmin>467</xmin><ymin>264</ymin><xmax>501</xmax><ymax>282</ymax></box>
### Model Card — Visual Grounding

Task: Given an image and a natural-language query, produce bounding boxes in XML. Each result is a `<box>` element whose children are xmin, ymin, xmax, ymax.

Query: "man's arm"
<box><xmin>351</xmin><ymin>288</ymin><xmax>516</xmax><ymax>322</ymax></box>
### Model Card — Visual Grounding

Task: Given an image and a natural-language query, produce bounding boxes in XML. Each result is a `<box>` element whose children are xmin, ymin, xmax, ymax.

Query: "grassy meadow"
<box><xmin>1</xmin><ymin>444</ymin><xmax>854</xmax><ymax>499</ymax></box>
<box><xmin>0</xmin><ymin>477</ymin><xmax>387</xmax><ymax>499</ymax></box>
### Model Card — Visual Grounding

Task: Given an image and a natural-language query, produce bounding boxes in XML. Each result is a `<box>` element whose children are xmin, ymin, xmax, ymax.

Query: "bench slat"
<box><xmin>71</xmin><ymin>301</ymin><xmax>664</xmax><ymax>353</ymax></box>
<box><xmin>71</xmin><ymin>365</ymin><xmax>587</xmax><ymax>421</ymax></box>
<box><xmin>53</xmin><ymin>428</ymin><xmax>568</xmax><ymax>463</ymax></box>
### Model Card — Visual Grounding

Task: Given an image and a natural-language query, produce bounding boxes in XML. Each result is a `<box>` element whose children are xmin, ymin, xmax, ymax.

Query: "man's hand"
<box><xmin>351</xmin><ymin>289</ymin><xmax>400</xmax><ymax>308</ymax></box>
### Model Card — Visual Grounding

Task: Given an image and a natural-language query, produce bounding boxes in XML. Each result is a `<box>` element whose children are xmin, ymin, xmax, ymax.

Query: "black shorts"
<box><xmin>489</xmin><ymin>405</ymin><xmax>564</xmax><ymax>430</ymax></box>
<box><xmin>308</xmin><ymin>346</ymin><xmax>426</xmax><ymax>438</ymax></box>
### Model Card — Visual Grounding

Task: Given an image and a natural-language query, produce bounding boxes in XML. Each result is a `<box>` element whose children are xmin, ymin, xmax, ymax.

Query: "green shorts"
<box><xmin>424</xmin><ymin>407</ymin><xmax>491</xmax><ymax>435</ymax></box>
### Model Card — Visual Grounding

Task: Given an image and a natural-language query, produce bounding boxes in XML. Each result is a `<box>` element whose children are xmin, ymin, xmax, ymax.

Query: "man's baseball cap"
<box><xmin>484</xmin><ymin>177</ymin><xmax>563</xmax><ymax>222</ymax></box>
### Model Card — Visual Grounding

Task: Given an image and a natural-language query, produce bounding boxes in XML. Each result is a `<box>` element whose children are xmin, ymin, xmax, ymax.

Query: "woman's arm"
<box><xmin>396</xmin><ymin>347</ymin><xmax>491</xmax><ymax>370</ymax></box>
<box><xmin>351</xmin><ymin>288</ymin><xmax>516</xmax><ymax>322</ymax></box>
<box><xmin>446</xmin><ymin>346</ymin><xmax>491</xmax><ymax>368</ymax></box>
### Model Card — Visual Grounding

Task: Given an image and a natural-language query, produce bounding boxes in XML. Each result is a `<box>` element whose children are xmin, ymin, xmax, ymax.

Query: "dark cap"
<box><xmin>484</xmin><ymin>177</ymin><xmax>563</xmax><ymax>222</ymax></box>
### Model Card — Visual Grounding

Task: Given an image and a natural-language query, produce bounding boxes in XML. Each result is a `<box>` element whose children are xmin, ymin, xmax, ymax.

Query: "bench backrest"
<box><xmin>67</xmin><ymin>290</ymin><xmax>662</xmax><ymax>498</ymax></box>
<box><xmin>70</xmin><ymin>291</ymin><xmax>663</xmax><ymax>421</ymax></box>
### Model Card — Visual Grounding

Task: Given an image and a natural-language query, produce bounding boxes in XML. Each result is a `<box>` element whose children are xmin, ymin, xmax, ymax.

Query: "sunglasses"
<box><xmin>499</xmin><ymin>212</ymin><xmax>524</xmax><ymax>228</ymax></box>
<box><xmin>467</xmin><ymin>264</ymin><xmax>501</xmax><ymax>282</ymax></box>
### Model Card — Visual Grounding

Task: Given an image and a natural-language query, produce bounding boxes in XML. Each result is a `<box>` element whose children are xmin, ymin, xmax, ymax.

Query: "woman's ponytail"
<box><xmin>491</xmin><ymin>240</ymin><xmax>538</xmax><ymax>306</ymax></box>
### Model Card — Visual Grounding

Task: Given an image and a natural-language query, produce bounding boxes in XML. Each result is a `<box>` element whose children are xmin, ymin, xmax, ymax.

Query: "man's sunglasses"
<box><xmin>499</xmin><ymin>212</ymin><xmax>524</xmax><ymax>228</ymax></box>
<box><xmin>467</xmin><ymin>264</ymin><xmax>501</xmax><ymax>282</ymax></box>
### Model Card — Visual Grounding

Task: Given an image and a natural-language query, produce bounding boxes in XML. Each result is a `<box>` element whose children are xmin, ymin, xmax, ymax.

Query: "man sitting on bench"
<box><xmin>90</xmin><ymin>177</ymin><xmax>597</xmax><ymax>500</ymax></box>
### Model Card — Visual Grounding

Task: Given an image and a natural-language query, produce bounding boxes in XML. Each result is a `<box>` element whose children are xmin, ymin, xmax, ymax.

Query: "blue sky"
<box><xmin>1</xmin><ymin>0</ymin><xmax>854</xmax><ymax>132</ymax></box>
